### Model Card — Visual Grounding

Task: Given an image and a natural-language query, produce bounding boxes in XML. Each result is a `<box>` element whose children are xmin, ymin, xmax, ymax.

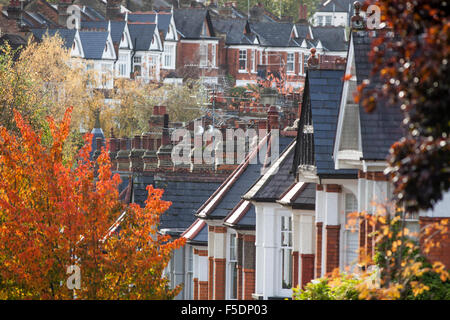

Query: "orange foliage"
<box><xmin>0</xmin><ymin>108</ymin><xmax>185</xmax><ymax>299</ymax></box>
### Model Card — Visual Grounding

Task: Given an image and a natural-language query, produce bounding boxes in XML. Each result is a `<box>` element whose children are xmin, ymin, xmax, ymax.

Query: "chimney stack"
<box><xmin>7</xmin><ymin>0</ymin><xmax>21</xmax><ymax>20</ymax></box>
<box><xmin>106</xmin><ymin>0</ymin><xmax>124</xmax><ymax>21</ymax></box>
<box><xmin>297</xmin><ymin>1</ymin><xmax>308</xmax><ymax>23</ymax></box>
<box><xmin>307</xmin><ymin>48</ymin><xmax>319</xmax><ymax>69</ymax></box>
<box><xmin>58</xmin><ymin>0</ymin><xmax>72</xmax><ymax>27</ymax></box>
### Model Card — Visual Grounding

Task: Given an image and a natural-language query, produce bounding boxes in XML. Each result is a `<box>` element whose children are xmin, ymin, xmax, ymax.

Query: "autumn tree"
<box><xmin>0</xmin><ymin>108</ymin><xmax>185</xmax><ymax>299</ymax></box>
<box><xmin>0</xmin><ymin>35</ymin><xmax>105</xmax><ymax>162</ymax></box>
<box><xmin>108</xmin><ymin>78</ymin><xmax>203</xmax><ymax>137</ymax></box>
<box><xmin>358</xmin><ymin>0</ymin><xmax>450</xmax><ymax>213</ymax></box>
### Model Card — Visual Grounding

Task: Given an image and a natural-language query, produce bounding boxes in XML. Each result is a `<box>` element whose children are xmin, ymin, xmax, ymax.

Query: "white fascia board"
<box><xmin>333</xmin><ymin>35</ymin><xmax>355</xmax><ymax>167</ymax></box>
<box><xmin>180</xmin><ymin>39</ymin><xmax>219</xmax><ymax>44</ymax></box>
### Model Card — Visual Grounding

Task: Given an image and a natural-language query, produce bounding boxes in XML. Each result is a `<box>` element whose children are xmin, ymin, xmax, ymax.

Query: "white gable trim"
<box><xmin>333</xmin><ymin>36</ymin><xmax>363</xmax><ymax>169</ymax></box>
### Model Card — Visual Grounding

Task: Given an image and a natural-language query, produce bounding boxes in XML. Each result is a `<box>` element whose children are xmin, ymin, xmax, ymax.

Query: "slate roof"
<box><xmin>316</xmin><ymin>0</ymin><xmax>354</xmax><ymax>14</ymax></box>
<box><xmin>127</xmin><ymin>12</ymin><xmax>172</xmax><ymax>37</ymax></box>
<box><xmin>293</xmin><ymin>69</ymin><xmax>357</xmax><ymax>178</ymax></box>
<box><xmin>311</xmin><ymin>26</ymin><xmax>348</xmax><ymax>51</ymax></box>
<box><xmin>127</xmin><ymin>23</ymin><xmax>157</xmax><ymax>51</ymax></box>
<box><xmin>295</xmin><ymin>23</ymin><xmax>312</xmax><ymax>40</ymax></box>
<box><xmin>277</xmin><ymin>182</ymin><xmax>316</xmax><ymax>210</ymax></box>
<box><xmin>132</xmin><ymin>175</ymin><xmax>222</xmax><ymax>231</ymax></box>
<box><xmin>173</xmin><ymin>8</ymin><xmax>214</xmax><ymax>39</ymax></box>
<box><xmin>31</xmin><ymin>28</ymin><xmax>76</xmax><ymax>49</ymax></box>
<box><xmin>211</xmin><ymin>18</ymin><xmax>256</xmax><ymax>45</ymax></box>
<box><xmin>181</xmin><ymin>219</ymin><xmax>208</xmax><ymax>245</ymax></box>
<box><xmin>78</xmin><ymin>31</ymin><xmax>109</xmax><ymax>59</ymax></box>
<box><xmin>244</xmin><ymin>139</ymin><xmax>297</xmax><ymax>202</ymax></box>
<box><xmin>249</xmin><ymin>21</ymin><xmax>294</xmax><ymax>47</ymax></box>
<box><xmin>223</xmin><ymin>200</ymin><xmax>256</xmax><ymax>230</ymax></box>
<box><xmin>351</xmin><ymin>30</ymin><xmax>405</xmax><ymax>160</ymax></box>
<box><xmin>80</xmin><ymin>20</ymin><xmax>126</xmax><ymax>44</ymax></box>
<box><xmin>197</xmin><ymin>134</ymin><xmax>293</xmax><ymax>220</ymax></box>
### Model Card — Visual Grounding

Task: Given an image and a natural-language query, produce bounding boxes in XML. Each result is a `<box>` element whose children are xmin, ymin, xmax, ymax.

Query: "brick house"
<box><xmin>173</xmin><ymin>8</ymin><xmax>220</xmax><ymax>85</ymax></box>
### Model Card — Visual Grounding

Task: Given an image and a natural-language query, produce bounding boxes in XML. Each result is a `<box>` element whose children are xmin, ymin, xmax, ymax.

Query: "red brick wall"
<box><xmin>301</xmin><ymin>254</ymin><xmax>315</xmax><ymax>289</ymax></box>
<box><xmin>315</xmin><ymin>222</ymin><xmax>323</xmax><ymax>278</ymax></box>
<box><xmin>214</xmin><ymin>258</ymin><xmax>226</xmax><ymax>300</ymax></box>
<box><xmin>292</xmin><ymin>251</ymin><xmax>299</xmax><ymax>288</ymax></box>
<box><xmin>325</xmin><ymin>225</ymin><xmax>340</xmax><ymax>274</ymax></box>
<box><xmin>208</xmin><ymin>256</ymin><xmax>214</xmax><ymax>300</ymax></box>
<box><xmin>193</xmin><ymin>278</ymin><xmax>199</xmax><ymax>300</ymax></box>
<box><xmin>420</xmin><ymin>217</ymin><xmax>450</xmax><ymax>269</ymax></box>
<box><xmin>243</xmin><ymin>268</ymin><xmax>255</xmax><ymax>300</ymax></box>
<box><xmin>199</xmin><ymin>281</ymin><xmax>208</xmax><ymax>300</ymax></box>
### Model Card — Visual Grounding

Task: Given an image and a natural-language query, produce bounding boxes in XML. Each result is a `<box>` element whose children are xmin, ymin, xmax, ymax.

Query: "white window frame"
<box><xmin>199</xmin><ymin>43</ymin><xmax>208</xmax><ymax>67</ymax></box>
<box><xmin>279</xmin><ymin>215</ymin><xmax>293</xmax><ymax>293</ymax></box>
<box><xmin>163</xmin><ymin>42</ymin><xmax>176</xmax><ymax>69</ymax></box>
<box><xmin>343</xmin><ymin>193</ymin><xmax>359</xmax><ymax>271</ymax></box>
<box><xmin>287</xmin><ymin>53</ymin><xmax>295</xmax><ymax>73</ymax></box>
<box><xmin>251</xmin><ymin>49</ymin><xmax>256</xmax><ymax>73</ymax></box>
<box><xmin>227</xmin><ymin>232</ymin><xmax>238</xmax><ymax>300</ymax></box>
<box><xmin>238</xmin><ymin>49</ymin><xmax>247</xmax><ymax>72</ymax></box>
<box><xmin>211</xmin><ymin>43</ymin><xmax>217</xmax><ymax>68</ymax></box>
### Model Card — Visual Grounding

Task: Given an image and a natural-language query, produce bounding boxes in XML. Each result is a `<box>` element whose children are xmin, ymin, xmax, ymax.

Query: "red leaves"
<box><xmin>0</xmin><ymin>108</ymin><xmax>183</xmax><ymax>299</ymax></box>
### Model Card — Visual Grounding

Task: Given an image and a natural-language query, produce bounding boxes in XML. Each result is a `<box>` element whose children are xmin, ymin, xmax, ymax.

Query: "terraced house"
<box><xmin>2</xmin><ymin>0</ymin><xmax>349</xmax><ymax>91</ymax></box>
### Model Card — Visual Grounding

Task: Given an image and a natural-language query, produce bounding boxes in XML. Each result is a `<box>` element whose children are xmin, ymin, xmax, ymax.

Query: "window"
<box><xmin>200</xmin><ymin>43</ymin><xmax>208</xmax><ymax>67</ymax></box>
<box><xmin>239</xmin><ymin>49</ymin><xmax>247</xmax><ymax>71</ymax></box>
<box><xmin>149</xmin><ymin>55</ymin><xmax>158</xmax><ymax>80</ymax></box>
<box><xmin>280</xmin><ymin>216</ymin><xmax>292</xmax><ymax>289</ymax></box>
<box><xmin>344</xmin><ymin>193</ymin><xmax>359</xmax><ymax>269</ymax></box>
<box><xmin>211</xmin><ymin>44</ymin><xmax>216</xmax><ymax>68</ymax></box>
<box><xmin>228</xmin><ymin>233</ymin><xmax>238</xmax><ymax>299</ymax></box>
<box><xmin>185</xmin><ymin>247</ymin><xmax>193</xmax><ymax>300</ymax></box>
<box><xmin>287</xmin><ymin>53</ymin><xmax>295</xmax><ymax>73</ymax></box>
<box><xmin>118</xmin><ymin>54</ymin><xmax>128</xmax><ymax>77</ymax></box>
<box><xmin>101</xmin><ymin>63</ymin><xmax>110</xmax><ymax>88</ymax></box>
<box><xmin>325</xmin><ymin>15</ymin><xmax>332</xmax><ymax>26</ymax></box>
<box><xmin>133</xmin><ymin>56</ymin><xmax>141</xmax><ymax>76</ymax></box>
<box><xmin>163</xmin><ymin>43</ymin><xmax>175</xmax><ymax>69</ymax></box>
<box><xmin>251</xmin><ymin>49</ymin><xmax>256</xmax><ymax>72</ymax></box>
<box><xmin>317</xmin><ymin>15</ymin><xmax>323</xmax><ymax>26</ymax></box>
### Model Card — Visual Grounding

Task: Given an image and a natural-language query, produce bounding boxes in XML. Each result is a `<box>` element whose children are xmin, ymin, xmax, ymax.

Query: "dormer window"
<box><xmin>105</xmin><ymin>44</ymin><xmax>108</xmax><ymax>52</ymax></box>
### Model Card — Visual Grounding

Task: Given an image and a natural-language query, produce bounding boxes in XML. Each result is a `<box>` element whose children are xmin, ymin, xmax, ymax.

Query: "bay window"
<box><xmin>344</xmin><ymin>193</ymin><xmax>359</xmax><ymax>270</ymax></box>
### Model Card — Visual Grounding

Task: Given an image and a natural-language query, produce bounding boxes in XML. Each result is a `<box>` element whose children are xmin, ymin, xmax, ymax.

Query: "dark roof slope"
<box><xmin>128</xmin><ymin>12</ymin><xmax>172</xmax><ymax>37</ymax></box>
<box><xmin>211</xmin><ymin>18</ymin><xmax>256</xmax><ymax>45</ymax></box>
<box><xmin>311</xmin><ymin>26</ymin><xmax>348</xmax><ymax>51</ymax></box>
<box><xmin>293</xmin><ymin>69</ymin><xmax>356</xmax><ymax>178</ymax></box>
<box><xmin>352</xmin><ymin>30</ymin><xmax>405</xmax><ymax>160</ymax></box>
<box><xmin>79</xmin><ymin>31</ymin><xmax>108</xmax><ymax>59</ymax></box>
<box><xmin>198</xmin><ymin>135</ymin><xmax>293</xmax><ymax>220</ymax></box>
<box><xmin>31</xmin><ymin>28</ymin><xmax>76</xmax><ymax>49</ymax></box>
<box><xmin>249</xmin><ymin>21</ymin><xmax>294</xmax><ymax>47</ymax></box>
<box><xmin>245</xmin><ymin>140</ymin><xmax>296</xmax><ymax>202</ymax></box>
<box><xmin>173</xmin><ymin>8</ymin><xmax>214</xmax><ymax>39</ymax></box>
<box><xmin>132</xmin><ymin>175</ymin><xmax>221</xmax><ymax>231</ymax></box>
<box><xmin>80</xmin><ymin>21</ymin><xmax>126</xmax><ymax>44</ymax></box>
<box><xmin>128</xmin><ymin>23</ymin><xmax>157</xmax><ymax>51</ymax></box>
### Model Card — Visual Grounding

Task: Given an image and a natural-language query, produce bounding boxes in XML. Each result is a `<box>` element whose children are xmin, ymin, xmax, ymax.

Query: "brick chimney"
<box><xmin>108</xmin><ymin>128</ymin><xmax>119</xmax><ymax>169</ymax></box>
<box><xmin>307</xmin><ymin>48</ymin><xmax>319</xmax><ymax>69</ymax></box>
<box><xmin>106</xmin><ymin>0</ymin><xmax>123</xmax><ymax>21</ymax></box>
<box><xmin>351</xmin><ymin>1</ymin><xmax>365</xmax><ymax>30</ymax></box>
<box><xmin>58</xmin><ymin>0</ymin><xmax>72</xmax><ymax>27</ymax></box>
<box><xmin>297</xmin><ymin>1</ymin><xmax>308</xmax><ymax>23</ymax></box>
<box><xmin>129</xmin><ymin>135</ymin><xmax>145</xmax><ymax>172</ymax></box>
<box><xmin>7</xmin><ymin>0</ymin><xmax>21</xmax><ymax>20</ymax></box>
<box><xmin>157</xmin><ymin>114</ymin><xmax>174</xmax><ymax>170</ymax></box>
<box><xmin>116</xmin><ymin>137</ymin><xmax>131</xmax><ymax>171</ymax></box>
